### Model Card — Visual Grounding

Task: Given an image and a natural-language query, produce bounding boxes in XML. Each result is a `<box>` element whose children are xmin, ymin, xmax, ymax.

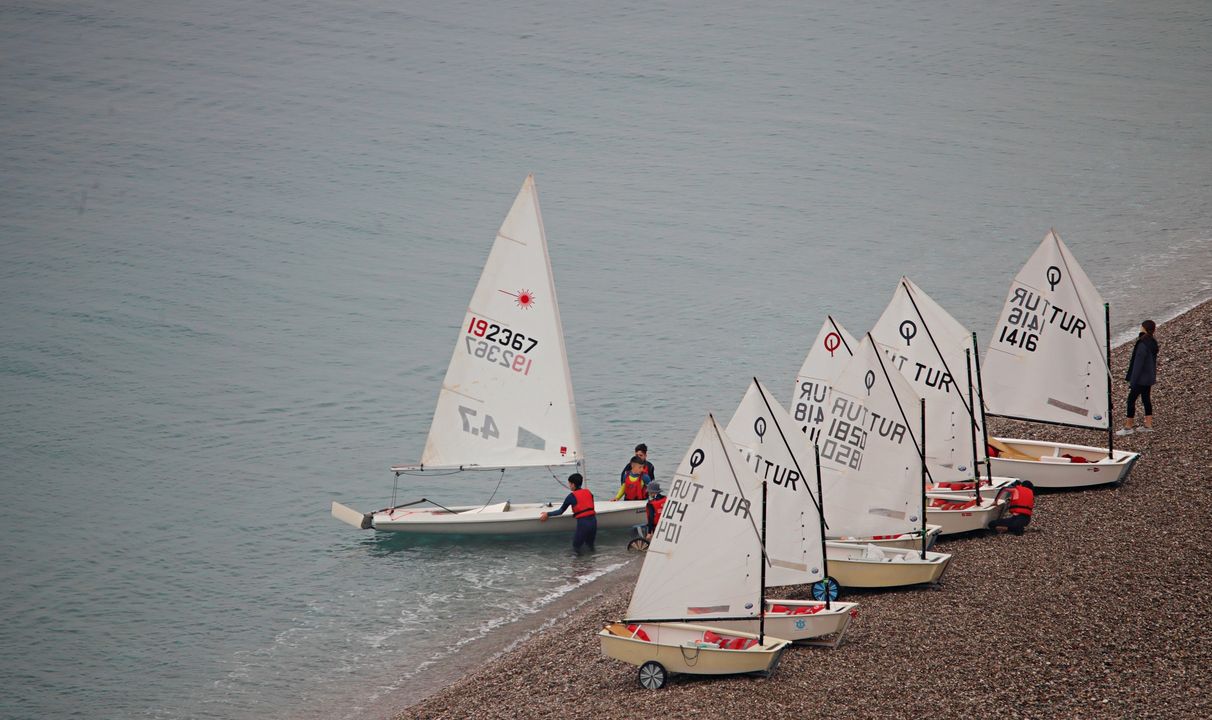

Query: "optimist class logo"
<box><xmin>499</xmin><ymin>288</ymin><xmax>536</xmax><ymax>309</ymax></box>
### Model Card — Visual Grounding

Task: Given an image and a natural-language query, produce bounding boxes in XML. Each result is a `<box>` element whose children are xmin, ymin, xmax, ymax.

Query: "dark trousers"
<box><xmin>1126</xmin><ymin>384</ymin><xmax>1153</xmax><ymax>418</ymax></box>
<box><xmin>573</xmin><ymin>516</ymin><xmax>597</xmax><ymax>552</ymax></box>
<box><xmin>988</xmin><ymin>513</ymin><xmax>1030</xmax><ymax>535</ymax></box>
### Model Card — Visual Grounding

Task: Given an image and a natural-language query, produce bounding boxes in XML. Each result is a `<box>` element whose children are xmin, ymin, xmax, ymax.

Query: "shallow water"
<box><xmin>1</xmin><ymin>1</ymin><xmax>1209</xmax><ymax>717</ymax></box>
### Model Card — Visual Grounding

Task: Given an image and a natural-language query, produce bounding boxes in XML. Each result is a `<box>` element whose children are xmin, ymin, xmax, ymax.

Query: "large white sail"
<box><xmin>626</xmin><ymin>415</ymin><xmax>765</xmax><ymax>622</ymax></box>
<box><xmin>418</xmin><ymin>175</ymin><xmax>582</xmax><ymax>470</ymax></box>
<box><xmin>791</xmin><ymin>316</ymin><xmax>858</xmax><ymax>445</ymax></box>
<box><xmin>817</xmin><ymin>335</ymin><xmax>923</xmax><ymax>539</ymax></box>
<box><xmin>724</xmin><ymin>379</ymin><xmax>825</xmax><ymax>588</ymax></box>
<box><xmin>982</xmin><ymin>230</ymin><xmax>1110</xmax><ymax>429</ymax></box>
<box><xmin>870</xmin><ymin>277</ymin><xmax>984</xmax><ymax>483</ymax></box>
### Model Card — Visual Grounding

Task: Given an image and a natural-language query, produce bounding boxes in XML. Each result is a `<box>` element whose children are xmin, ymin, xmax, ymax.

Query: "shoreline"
<box><xmin>372</xmin><ymin>556</ymin><xmax>641</xmax><ymax>715</ymax></box>
<box><xmin>394</xmin><ymin>298</ymin><xmax>1212</xmax><ymax>719</ymax></box>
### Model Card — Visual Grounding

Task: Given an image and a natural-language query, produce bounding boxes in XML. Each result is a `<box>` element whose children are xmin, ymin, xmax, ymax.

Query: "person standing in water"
<box><xmin>539</xmin><ymin>473</ymin><xmax>597</xmax><ymax>553</ymax></box>
<box><xmin>1117</xmin><ymin>320</ymin><xmax>1159</xmax><ymax>435</ymax></box>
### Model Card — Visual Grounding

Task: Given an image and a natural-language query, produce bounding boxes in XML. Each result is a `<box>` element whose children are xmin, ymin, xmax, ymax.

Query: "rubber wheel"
<box><xmin>627</xmin><ymin>538</ymin><xmax>650</xmax><ymax>553</ymax></box>
<box><xmin>638</xmin><ymin>661</ymin><xmax>667</xmax><ymax>690</ymax></box>
<box><xmin>811</xmin><ymin>577</ymin><xmax>839</xmax><ymax>601</ymax></box>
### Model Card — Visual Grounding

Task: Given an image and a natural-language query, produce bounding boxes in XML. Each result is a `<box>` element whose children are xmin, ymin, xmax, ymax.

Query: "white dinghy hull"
<box><xmin>831</xmin><ymin>525</ymin><xmax>943</xmax><ymax>551</ymax></box>
<box><xmin>332</xmin><ymin>500</ymin><xmax>646</xmax><ymax>535</ymax></box>
<box><xmin>925</xmin><ymin>496</ymin><xmax>1009</xmax><ymax>536</ymax></box>
<box><xmin>825</xmin><ymin>541</ymin><xmax>952</xmax><ymax>589</ymax></box>
<box><xmin>703</xmin><ymin>600</ymin><xmax>858</xmax><ymax>648</ymax></box>
<box><xmin>990</xmin><ymin>438</ymin><xmax>1140</xmax><ymax>489</ymax></box>
<box><xmin>600</xmin><ymin>622</ymin><xmax>789</xmax><ymax>685</ymax></box>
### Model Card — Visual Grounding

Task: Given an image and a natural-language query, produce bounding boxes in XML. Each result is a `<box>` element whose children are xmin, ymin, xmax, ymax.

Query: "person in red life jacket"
<box><xmin>619</xmin><ymin>443</ymin><xmax>655</xmax><ymax>485</ymax></box>
<box><xmin>988</xmin><ymin>480</ymin><xmax>1035</xmax><ymax>536</ymax></box>
<box><xmin>642</xmin><ymin>481</ymin><xmax>666</xmax><ymax>539</ymax></box>
<box><xmin>539</xmin><ymin>472</ymin><xmax>597</xmax><ymax>553</ymax></box>
<box><xmin>614</xmin><ymin>456</ymin><xmax>651</xmax><ymax>501</ymax></box>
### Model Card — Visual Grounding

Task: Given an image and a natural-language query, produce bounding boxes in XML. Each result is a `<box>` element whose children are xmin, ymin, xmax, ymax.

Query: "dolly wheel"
<box><xmin>638</xmin><ymin>661</ymin><xmax>667</xmax><ymax>690</ymax></box>
<box><xmin>811</xmin><ymin>577</ymin><xmax>840</xmax><ymax>601</ymax></box>
<box><xmin>627</xmin><ymin>538</ymin><xmax>650</xmax><ymax>553</ymax></box>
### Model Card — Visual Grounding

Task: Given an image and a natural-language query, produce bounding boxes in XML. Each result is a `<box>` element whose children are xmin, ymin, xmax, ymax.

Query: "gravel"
<box><xmin>397</xmin><ymin>299</ymin><xmax>1212</xmax><ymax>720</ymax></box>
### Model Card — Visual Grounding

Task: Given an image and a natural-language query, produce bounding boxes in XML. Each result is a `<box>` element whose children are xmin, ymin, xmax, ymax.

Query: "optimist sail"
<box><xmin>791</xmin><ymin>316</ymin><xmax>858</xmax><ymax>446</ymax></box>
<box><xmin>416</xmin><ymin>175</ymin><xmax>582</xmax><ymax>470</ymax></box>
<box><xmin>817</xmin><ymin>335</ymin><xmax>924</xmax><ymax>539</ymax></box>
<box><xmin>725</xmin><ymin>379</ymin><xmax>825</xmax><ymax>588</ymax></box>
<box><xmin>626</xmin><ymin>414</ymin><xmax>765</xmax><ymax>622</ymax></box>
<box><xmin>871</xmin><ymin>277</ymin><xmax>984</xmax><ymax>483</ymax></box>
<box><xmin>982</xmin><ymin>230</ymin><xmax>1110</xmax><ymax>430</ymax></box>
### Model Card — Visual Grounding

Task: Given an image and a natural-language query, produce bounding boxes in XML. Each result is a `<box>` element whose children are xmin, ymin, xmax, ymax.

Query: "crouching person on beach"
<box><xmin>988</xmin><ymin>480</ymin><xmax>1034</xmax><ymax>536</ymax></box>
<box><xmin>539</xmin><ymin>473</ymin><xmax>597</xmax><ymax>553</ymax></box>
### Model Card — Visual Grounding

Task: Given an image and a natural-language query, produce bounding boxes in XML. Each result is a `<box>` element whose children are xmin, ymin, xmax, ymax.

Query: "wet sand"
<box><xmin>396</xmin><ymin>298</ymin><xmax>1212</xmax><ymax>720</ymax></box>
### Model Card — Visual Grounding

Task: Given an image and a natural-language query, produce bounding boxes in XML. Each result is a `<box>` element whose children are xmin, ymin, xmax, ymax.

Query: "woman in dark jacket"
<box><xmin>1117</xmin><ymin>320</ymin><xmax>1159</xmax><ymax>435</ymax></box>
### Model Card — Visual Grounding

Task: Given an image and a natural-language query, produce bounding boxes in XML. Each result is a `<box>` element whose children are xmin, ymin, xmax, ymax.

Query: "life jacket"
<box><xmin>1008</xmin><ymin>485</ymin><xmax>1034</xmax><ymax>517</ymax></box>
<box><xmin>571</xmin><ymin>488</ymin><xmax>596</xmax><ymax>518</ymax></box>
<box><xmin>621</xmin><ymin>473</ymin><xmax>647</xmax><ymax>501</ymax></box>
<box><xmin>648</xmin><ymin>495</ymin><xmax>667</xmax><ymax>527</ymax></box>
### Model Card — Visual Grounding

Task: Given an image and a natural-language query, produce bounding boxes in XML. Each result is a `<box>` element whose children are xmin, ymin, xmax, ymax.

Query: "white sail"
<box><xmin>791</xmin><ymin>316</ymin><xmax>858</xmax><ymax>446</ymax></box>
<box><xmin>870</xmin><ymin>277</ymin><xmax>984</xmax><ymax>483</ymax></box>
<box><xmin>418</xmin><ymin>175</ymin><xmax>582</xmax><ymax>470</ymax></box>
<box><xmin>724</xmin><ymin>379</ymin><xmax>825</xmax><ymax>588</ymax></box>
<box><xmin>818</xmin><ymin>335</ymin><xmax>924</xmax><ymax>539</ymax></box>
<box><xmin>626</xmin><ymin>415</ymin><xmax>765</xmax><ymax>622</ymax></box>
<box><xmin>982</xmin><ymin>230</ymin><xmax>1110</xmax><ymax>429</ymax></box>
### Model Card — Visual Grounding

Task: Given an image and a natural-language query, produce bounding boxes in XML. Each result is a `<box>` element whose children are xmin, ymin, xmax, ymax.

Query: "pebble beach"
<box><xmin>398</xmin><ymin>299</ymin><xmax>1212</xmax><ymax>720</ymax></box>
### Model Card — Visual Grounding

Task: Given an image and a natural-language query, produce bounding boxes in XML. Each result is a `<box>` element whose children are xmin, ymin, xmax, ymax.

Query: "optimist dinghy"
<box><xmin>713</xmin><ymin>378</ymin><xmax>859</xmax><ymax>646</ymax></box>
<box><xmin>871</xmin><ymin>278</ymin><xmax>1009</xmax><ymax>534</ymax></box>
<box><xmin>791</xmin><ymin>316</ymin><xmax>941</xmax><ymax>550</ymax></box>
<box><xmin>331</xmin><ymin>176</ymin><xmax>645</xmax><ymax>534</ymax></box>
<box><xmin>599</xmin><ymin>414</ymin><xmax>791</xmax><ymax>689</ymax></box>
<box><xmin>981</xmin><ymin>231</ymin><xmax>1140</xmax><ymax>488</ymax></box>
<box><xmin>807</xmin><ymin>336</ymin><xmax>953</xmax><ymax>591</ymax></box>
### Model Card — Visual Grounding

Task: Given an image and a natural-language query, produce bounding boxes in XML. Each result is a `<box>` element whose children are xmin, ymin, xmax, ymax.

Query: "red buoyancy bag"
<box><xmin>792</xmin><ymin>605</ymin><xmax>824</xmax><ymax>615</ymax></box>
<box><xmin>1063</xmin><ymin>454</ymin><xmax>1089</xmax><ymax>463</ymax></box>
<box><xmin>703</xmin><ymin>630</ymin><xmax>723</xmax><ymax>645</ymax></box>
<box><xmin>769</xmin><ymin>605</ymin><xmax>791</xmax><ymax>614</ymax></box>
<box><xmin>626</xmin><ymin>624</ymin><xmax>651</xmax><ymax>642</ymax></box>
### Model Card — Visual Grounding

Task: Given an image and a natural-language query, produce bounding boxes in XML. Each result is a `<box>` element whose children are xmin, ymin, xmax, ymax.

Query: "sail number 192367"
<box><xmin>465</xmin><ymin>316</ymin><xmax>537</xmax><ymax>375</ymax></box>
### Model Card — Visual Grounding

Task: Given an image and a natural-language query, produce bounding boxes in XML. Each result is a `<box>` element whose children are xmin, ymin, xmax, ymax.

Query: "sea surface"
<box><xmin>2</xmin><ymin>1</ymin><xmax>1210</xmax><ymax>718</ymax></box>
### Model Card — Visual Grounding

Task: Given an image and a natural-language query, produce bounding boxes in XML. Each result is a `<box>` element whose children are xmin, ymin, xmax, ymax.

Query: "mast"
<box><xmin>972</xmin><ymin>332</ymin><xmax>993</xmax><ymax>483</ymax></box>
<box><xmin>814</xmin><ymin>443</ymin><xmax>831</xmax><ymax>610</ymax></box>
<box><xmin>1106</xmin><ymin>303</ymin><xmax>1114</xmax><ymax>456</ymax></box>
<box><xmin>920</xmin><ymin>397</ymin><xmax>927</xmax><ymax>560</ymax></box>
<box><xmin>965</xmin><ymin>349</ymin><xmax>982</xmax><ymax>506</ymax></box>
<box><xmin>759</xmin><ymin>480</ymin><xmax>768</xmax><ymax>644</ymax></box>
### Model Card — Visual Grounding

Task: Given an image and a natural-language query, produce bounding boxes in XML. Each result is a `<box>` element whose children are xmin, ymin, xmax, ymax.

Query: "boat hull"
<box><xmin>702</xmin><ymin>600</ymin><xmax>858</xmax><ymax>647</ymax></box>
<box><xmin>599</xmin><ymin>622</ymin><xmax>789</xmax><ymax>677</ymax></box>
<box><xmin>925</xmin><ymin>496</ymin><xmax>1008</xmax><ymax>535</ymax></box>
<box><xmin>346</xmin><ymin>500</ymin><xmax>647</xmax><ymax>535</ymax></box>
<box><xmin>989</xmin><ymin>437</ymin><xmax>1140</xmax><ymax>489</ymax></box>
<box><xmin>831</xmin><ymin>525</ymin><xmax>942</xmax><ymax>551</ymax></box>
<box><xmin>825</xmin><ymin>541</ymin><xmax>951</xmax><ymax>588</ymax></box>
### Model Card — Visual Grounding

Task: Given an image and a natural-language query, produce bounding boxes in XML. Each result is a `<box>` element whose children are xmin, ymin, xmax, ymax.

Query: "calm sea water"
<box><xmin>2</xmin><ymin>1</ymin><xmax>1209</xmax><ymax>717</ymax></box>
